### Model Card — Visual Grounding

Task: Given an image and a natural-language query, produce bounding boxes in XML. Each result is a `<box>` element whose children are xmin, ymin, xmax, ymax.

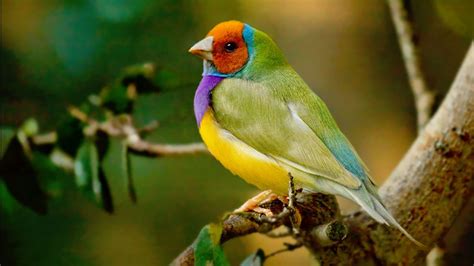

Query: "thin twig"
<box><xmin>387</xmin><ymin>0</ymin><xmax>436</xmax><ymax>132</ymax></box>
<box><xmin>127</xmin><ymin>141</ymin><xmax>207</xmax><ymax>156</ymax></box>
<box><xmin>32</xmin><ymin>106</ymin><xmax>209</xmax><ymax>157</ymax></box>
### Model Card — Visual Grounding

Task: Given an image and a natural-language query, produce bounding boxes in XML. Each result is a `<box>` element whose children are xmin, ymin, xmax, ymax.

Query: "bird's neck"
<box><xmin>194</xmin><ymin>75</ymin><xmax>224</xmax><ymax>126</ymax></box>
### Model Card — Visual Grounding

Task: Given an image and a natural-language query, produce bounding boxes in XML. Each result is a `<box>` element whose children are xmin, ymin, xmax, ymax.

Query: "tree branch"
<box><xmin>388</xmin><ymin>2</ymin><xmax>469</xmax><ymax>262</ymax></box>
<box><xmin>387</xmin><ymin>0</ymin><xmax>436</xmax><ymax>132</ymax></box>
<box><xmin>172</xmin><ymin>193</ymin><xmax>344</xmax><ymax>265</ymax></box>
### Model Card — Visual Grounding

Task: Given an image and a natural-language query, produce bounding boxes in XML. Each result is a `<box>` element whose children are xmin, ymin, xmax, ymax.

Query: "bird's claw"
<box><xmin>232</xmin><ymin>173</ymin><xmax>302</xmax><ymax>236</ymax></box>
<box><xmin>234</xmin><ymin>190</ymin><xmax>278</xmax><ymax>216</ymax></box>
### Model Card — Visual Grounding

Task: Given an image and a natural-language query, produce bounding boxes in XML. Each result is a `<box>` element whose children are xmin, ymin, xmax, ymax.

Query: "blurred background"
<box><xmin>0</xmin><ymin>0</ymin><xmax>472</xmax><ymax>265</ymax></box>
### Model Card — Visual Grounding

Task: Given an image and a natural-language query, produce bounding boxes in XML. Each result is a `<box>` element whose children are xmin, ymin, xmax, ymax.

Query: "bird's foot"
<box><xmin>234</xmin><ymin>190</ymin><xmax>278</xmax><ymax>216</ymax></box>
<box><xmin>232</xmin><ymin>174</ymin><xmax>302</xmax><ymax>237</ymax></box>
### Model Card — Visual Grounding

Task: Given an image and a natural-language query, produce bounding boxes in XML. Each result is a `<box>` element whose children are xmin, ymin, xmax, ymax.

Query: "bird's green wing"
<box><xmin>212</xmin><ymin>76</ymin><xmax>363</xmax><ymax>189</ymax></box>
<box><xmin>292</xmin><ymin>90</ymin><xmax>374</xmax><ymax>184</ymax></box>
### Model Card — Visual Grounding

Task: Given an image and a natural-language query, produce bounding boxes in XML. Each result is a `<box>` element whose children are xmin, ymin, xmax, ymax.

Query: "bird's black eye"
<box><xmin>224</xmin><ymin>42</ymin><xmax>237</xmax><ymax>53</ymax></box>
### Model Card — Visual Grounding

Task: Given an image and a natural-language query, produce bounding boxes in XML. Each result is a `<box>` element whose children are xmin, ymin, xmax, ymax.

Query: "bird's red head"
<box><xmin>207</xmin><ymin>21</ymin><xmax>248</xmax><ymax>74</ymax></box>
<box><xmin>190</xmin><ymin>21</ymin><xmax>249</xmax><ymax>74</ymax></box>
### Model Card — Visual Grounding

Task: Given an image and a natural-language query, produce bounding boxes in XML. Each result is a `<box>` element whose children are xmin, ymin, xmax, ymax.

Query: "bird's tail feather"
<box><xmin>344</xmin><ymin>187</ymin><xmax>427</xmax><ymax>249</ymax></box>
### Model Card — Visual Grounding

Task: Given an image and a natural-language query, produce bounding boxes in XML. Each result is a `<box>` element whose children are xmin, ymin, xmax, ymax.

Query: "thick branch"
<box><xmin>387</xmin><ymin>0</ymin><xmax>436</xmax><ymax>131</ymax></box>
<box><xmin>316</xmin><ymin>42</ymin><xmax>474</xmax><ymax>264</ymax></box>
<box><xmin>173</xmin><ymin>193</ymin><xmax>342</xmax><ymax>265</ymax></box>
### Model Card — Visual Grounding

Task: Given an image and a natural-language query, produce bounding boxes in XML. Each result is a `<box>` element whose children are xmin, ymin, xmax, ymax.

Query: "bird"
<box><xmin>189</xmin><ymin>20</ymin><xmax>424</xmax><ymax>247</ymax></box>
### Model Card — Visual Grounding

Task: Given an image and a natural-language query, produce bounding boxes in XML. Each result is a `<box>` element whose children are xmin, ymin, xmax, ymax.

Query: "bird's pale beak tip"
<box><xmin>188</xmin><ymin>36</ymin><xmax>214</xmax><ymax>60</ymax></box>
<box><xmin>188</xmin><ymin>48</ymin><xmax>200</xmax><ymax>55</ymax></box>
<box><xmin>188</xmin><ymin>48</ymin><xmax>213</xmax><ymax>61</ymax></box>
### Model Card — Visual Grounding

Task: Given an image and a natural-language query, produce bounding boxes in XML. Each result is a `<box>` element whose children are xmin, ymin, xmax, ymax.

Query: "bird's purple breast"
<box><xmin>194</xmin><ymin>75</ymin><xmax>224</xmax><ymax>126</ymax></box>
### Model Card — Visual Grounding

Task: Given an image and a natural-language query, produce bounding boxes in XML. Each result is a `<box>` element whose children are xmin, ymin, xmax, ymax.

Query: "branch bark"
<box><xmin>173</xmin><ymin>43</ymin><xmax>474</xmax><ymax>265</ymax></box>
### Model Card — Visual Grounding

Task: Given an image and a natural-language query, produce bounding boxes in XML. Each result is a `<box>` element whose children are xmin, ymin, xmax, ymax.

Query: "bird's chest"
<box><xmin>199</xmin><ymin>109</ymin><xmax>289</xmax><ymax>194</ymax></box>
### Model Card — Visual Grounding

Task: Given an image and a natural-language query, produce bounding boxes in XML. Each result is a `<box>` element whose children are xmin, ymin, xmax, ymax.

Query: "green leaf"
<box><xmin>74</xmin><ymin>140</ymin><xmax>99</xmax><ymax>189</ymax></box>
<box><xmin>120</xmin><ymin>140</ymin><xmax>136</xmax><ymax>203</ymax></box>
<box><xmin>241</xmin><ymin>249</ymin><xmax>265</xmax><ymax>266</ymax></box>
<box><xmin>194</xmin><ymin>223</ymin><xmax>229</xmax><ymax>266</ymax></box>
<box><xmin>74</xmin><ymin>139</ymin><xmax>114</xmax><ymax>213</ymax></box>
<box><xmin>0</xmin><ymin>135</ymin><xmax>48</xmax><ymax>214</ymax></box>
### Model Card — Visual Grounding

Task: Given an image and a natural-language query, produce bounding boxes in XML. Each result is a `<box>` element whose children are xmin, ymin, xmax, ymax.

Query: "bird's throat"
<box><xmin>194</xmin><ymin>75</ymin><xmax>224</xmax><ymax>126</ymax></box>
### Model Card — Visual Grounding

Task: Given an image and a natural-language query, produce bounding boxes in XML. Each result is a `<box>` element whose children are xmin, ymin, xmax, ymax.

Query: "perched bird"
<box><xmin>189</xmin><ymin>20</ymin><xmax>423</xmax><ymax>247</ymax></box>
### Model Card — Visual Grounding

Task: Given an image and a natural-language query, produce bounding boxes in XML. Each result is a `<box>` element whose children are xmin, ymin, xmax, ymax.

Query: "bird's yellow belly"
<box><xmin>199</xmin><ymin>110</ymin><xmax>289</xmax><ymax>194</ymax></box>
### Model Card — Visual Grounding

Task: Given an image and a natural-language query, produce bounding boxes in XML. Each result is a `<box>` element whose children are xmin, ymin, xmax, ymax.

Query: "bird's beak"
<box><xmin>189</xmin><ymin>36</ymin><xmax>213</xmax><ymax>61</ymax></box>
